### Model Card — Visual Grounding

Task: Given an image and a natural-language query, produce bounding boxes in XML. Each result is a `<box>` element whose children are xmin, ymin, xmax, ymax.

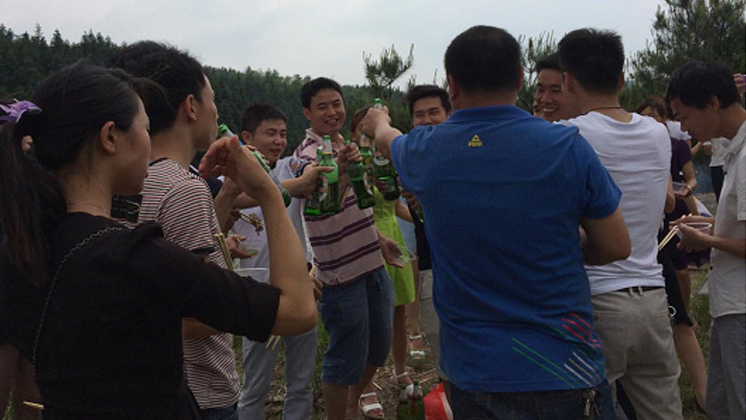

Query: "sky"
<box><xmin>5</xmin><ymin>0</ymin><xmax>669</xmax><ymax>88</ymax></box>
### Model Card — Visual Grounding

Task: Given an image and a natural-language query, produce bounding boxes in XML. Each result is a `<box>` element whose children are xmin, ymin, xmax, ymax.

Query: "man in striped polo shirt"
<box><xmin>291</xmin><ymin>77</ymin><xmax>400</xmax><ymax>420</ymax></box>
<box><xmin>112</xmin><ymin>42</ymin><xmax>242</xmax><ymax>420</ymax></box>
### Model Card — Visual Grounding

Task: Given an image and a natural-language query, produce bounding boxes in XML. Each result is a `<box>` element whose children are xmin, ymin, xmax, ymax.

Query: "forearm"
<box><xmin>372</xmin><ymin>124</ymin><xmax>403</xmax><ymax>160</ymax></box>
<box><xmin>705</xmin><ymin>235</ymin><xmax>746</xmax><ymax>259</ymax></box>
<box><xmin>233</xmin><ymin>192</ymin><xmax>259</xmax><ymax>210</ymax></box>
<box><xmin>281</xmin><ymin>177</ymin><xmax>310</xmax><ymax>198</ymax></box>
<box><xmin>261</xmin><ymin>190</ymin><xmax>316</xmax><ymax>335</ymax></box>
<box><xmin>213</xmin><ymin>188</ymin><xmax>240</xmax><ymax>232</ymax></box>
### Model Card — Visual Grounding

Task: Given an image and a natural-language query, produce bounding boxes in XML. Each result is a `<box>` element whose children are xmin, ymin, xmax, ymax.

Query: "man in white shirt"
<box><xmin>668</xmin><ymin>61</ymin><xmax>746</xmax><ymax>420</ymax></box>
<box><xmin>558</xmin><ymin>28</ymin><xmax>682</xmax><ymax>420</ymax></box>
<box><xmin>233</xmin><ymin>103</ymin><xmax>322</xmax><ymax>420</ymax></box>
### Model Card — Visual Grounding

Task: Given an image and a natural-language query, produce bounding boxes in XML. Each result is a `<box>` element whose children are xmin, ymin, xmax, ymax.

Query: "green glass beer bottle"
<box><xmin>304</xmin><ymin>146</ymin><xmax>323</xmax><ymax>216</ymax></box>
<box><xmin>318</xmin><ymin>136</ymin><xmax>340</xmax><ymax>214</ymax></box>
<box><xmin>396</xmin><ymin>385</ymin><xmax>412</xmax><ymax>420</ymax></box>
<box><xmin>344</xmin><ymin>139</ymin><xmax>375</xmax><ymax>209</ymax></box>
<box><xmin>372</xmin><ymin>144</ymin><xmax>400</xmax><ymax>200</ymax></box>
<box><xmin>217</xmin><ymin>124</ymin><xmax>291</xmax><ymax>207</ymax></box>
<box><xmin>409</xmin><ymin>381</ymin><xmax>426</xmax><ymax>420</ymax></box>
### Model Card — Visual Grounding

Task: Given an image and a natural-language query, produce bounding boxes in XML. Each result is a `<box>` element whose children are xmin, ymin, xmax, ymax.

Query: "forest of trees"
<box><xmin>1</xmin><ymin>0</ymin><xmax>744</xmax><ymax>155</ymax></box>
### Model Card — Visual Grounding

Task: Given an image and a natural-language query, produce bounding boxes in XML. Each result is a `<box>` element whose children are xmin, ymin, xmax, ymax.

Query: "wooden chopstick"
<box><xmin>658</xmin><ymin>226</ymin><xmax>679</xmax><ymax>251</ymax></box>
<box><xmin>214</xmin><ymin>233</ymin><xmax>234</xmax><ymax>271</ymax></box>
<box><xmin>23</xmin><ymin>401</ymin><xmax>44</xmax><ymax>410</ymax></box>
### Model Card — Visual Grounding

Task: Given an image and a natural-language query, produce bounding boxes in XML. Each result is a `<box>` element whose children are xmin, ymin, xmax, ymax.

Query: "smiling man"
<box><xmin>667</xmin><ymin>61</ymin><xmax>746</xmax><ymax>420</ymax></box>
<box><xmin>290</xmin><ymin>77</ymin><xmax>400</xmax><ymax>420</ymax></box>
<box><xmin>534</xmin><ymin>52</ymin><xmax>572</xmax><ymax>122</ymax></box>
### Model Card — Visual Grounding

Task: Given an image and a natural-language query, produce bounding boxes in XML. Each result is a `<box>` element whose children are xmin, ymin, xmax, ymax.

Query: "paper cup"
<box><xmin>234</xmin><ymin>267</ymin><xmax>269</xmax><ymax>283</ymax></box>
<box><xmin>676</xmin><ymin>222</ymin><xmax>712</xmax><ymax>238</ymax></box>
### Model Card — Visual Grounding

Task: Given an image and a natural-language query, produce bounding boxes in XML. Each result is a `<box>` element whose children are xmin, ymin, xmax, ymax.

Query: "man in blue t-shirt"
<box><xmin>361</xmin><ymin>25</ymin><xmax>631</xmax><ymax>419</ymax></box>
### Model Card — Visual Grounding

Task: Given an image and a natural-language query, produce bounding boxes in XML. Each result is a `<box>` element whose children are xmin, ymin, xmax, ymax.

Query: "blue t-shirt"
<box><xmin>391</xmin><ymin>105</ymin><xmax>621</xmax><ymax>393</ymax></box>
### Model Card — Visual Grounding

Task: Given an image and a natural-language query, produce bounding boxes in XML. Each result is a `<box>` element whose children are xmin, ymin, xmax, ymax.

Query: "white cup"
<box><xmin>234</xmin><ymin>267</ymin><xmax>269</xmax><ymax>283</ymax></box>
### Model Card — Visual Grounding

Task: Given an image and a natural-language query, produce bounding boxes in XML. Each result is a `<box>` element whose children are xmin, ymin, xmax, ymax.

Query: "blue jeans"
<box><xmin>451</xmin><ymin>380</ymin><xmax>615</xmax><ymax>420</ymax></box>
<box><xmin>318</xmin><ymin>268</ymin><xmax>395</xmax><ymax>386</ymax></box>
<box><xmin>238</xmin><ymin>328</ymin><xmax>317</xmax><ymax>420</ymax></box>
<box><xmin>200</xmin><ymin>404</ymin><xmax>238</xmax><ymax>420</ymax></box>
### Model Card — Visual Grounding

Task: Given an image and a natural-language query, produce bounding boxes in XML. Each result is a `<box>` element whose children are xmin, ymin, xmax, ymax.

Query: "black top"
<box><xmin>409</xmin><ymin>207</ymin><xmax>432</xmax><ymax>270</ymax></box>
<box><xmin>0</xmin><ymin>213</ymin><xmax>280</xmax><ymax>419</ymax></box>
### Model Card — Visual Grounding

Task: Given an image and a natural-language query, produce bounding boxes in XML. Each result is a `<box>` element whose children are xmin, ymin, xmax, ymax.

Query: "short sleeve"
<box><xmin>157</xmin><ymin>179</ymin><xmax>217</xmax><ymax>254</ymax></box>
<box><xmin>122</xmin><ymin>225</ymin><xmax>281</xmax><ymax>342</ymax></box>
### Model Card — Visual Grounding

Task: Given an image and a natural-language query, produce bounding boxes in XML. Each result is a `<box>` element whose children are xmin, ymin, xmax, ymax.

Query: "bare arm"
<box><xmin>213</xmin><ymin>177</ymin><xmax>242</xmax><ymax>232</ymax></box>
<box><xmin>664</xmin><ymin>175</ymin><xmax>676</xmax><ymax>214</ymax></box>
<box><xmin>580</xmin><ymin>208</ymin><xmax>631</xmax><ymax>265</ymax></box>
<box><xmin>361</xmin><ymin>107</ymin><xmax>403</xmax><ymax>161</ymax></box>
<box><xmin>200</xmin><ymin>136</ymin><xmax>316</xmax><ymax>336</ymax></box>
<box><xmin>395</xmin><ymin>199</ymin><xmax>413</xmax><ymax>223</ymax></box>
<box><xmin>680</xmin><ymin>161</ymin><xmax>700</xmax><ymax>215</ymax></box>
<box><xmin>674</xmin><ymin>215</ymin><xmax>746</xmax><ymax>259</ymax></box>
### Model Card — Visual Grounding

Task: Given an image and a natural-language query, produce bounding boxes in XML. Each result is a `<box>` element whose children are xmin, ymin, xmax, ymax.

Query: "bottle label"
<box><xmin>373</xmin><ymin>155</ymin><xmax>390</xmax><ymax>166</ymax></box>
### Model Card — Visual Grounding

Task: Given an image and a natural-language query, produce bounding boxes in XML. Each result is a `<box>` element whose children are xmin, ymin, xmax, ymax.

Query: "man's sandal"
<box><xmin>394</xmin><ymin>370</ymin><xmax>422</xmax><ymax>402</ymax></box>
<box><xmin>408</xmin><ymin>334</ymin><xmax>426</xmax><ymax>358</ymax></box>
<box><xmin>359</xmin><ymin>392</ymin><xmax>385</xmax><ymax>420</ymax></box>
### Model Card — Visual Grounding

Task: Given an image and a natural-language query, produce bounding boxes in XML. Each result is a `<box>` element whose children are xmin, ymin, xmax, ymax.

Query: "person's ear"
<box><xmin>302</xmin><ymin>107</ymin><xmax>312</xmax><ymax>122</ymax></box>
<box><xmin>617</xmin><ymin>73</ymin><xmax>626</xmax><ymax>91</ymax></box>
<box><xmin>183</xmin><ymin>94</ymin><xmax>198</xmax><ymax>121</ymax></box>
<box><xmin>448</xmin><ymin>75</ymin><xmax>459</xmax><ymax>105</ymax></box>
<box><xmin>241</xmin><ymin>130</ymin><xmax>253</xmax><ymax>145</ymax></box>
<box><xmin>98</xmin><ymin>121</ymin><xmax>117</xmax><ymax>154</ymax></box>
<box><xmin>563</xmin><ymin>72</ymin><xmax>575</xmax><ymax>93</ymax></box>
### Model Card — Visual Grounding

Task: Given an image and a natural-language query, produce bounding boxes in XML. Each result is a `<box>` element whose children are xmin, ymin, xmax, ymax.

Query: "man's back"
<box><xmin>565</xmin><ymin>112</ymin><xmax>670</xmax><ymax>294</ymax></box>
<box><xmin>391</xmin><ymin>105</ymin><xmax>621</xmax><ymax>392</ymax></box>
<box><xmin>133</xmin><ymin>158</ymin><xmax>240</xmax><ymax>409</ymax></box>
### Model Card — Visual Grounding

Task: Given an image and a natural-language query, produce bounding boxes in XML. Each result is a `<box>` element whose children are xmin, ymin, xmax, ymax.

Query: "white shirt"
<box><xmin>666</xmin><ymin>120</ymin><xmax>691</xmax><ymax>141</ymax></box>
<box><xmin>563</xmin><ymin>112</ymin><xmax>671</xmax><ymax>295</ymax></box>
<box><xmin>708</xmin><ymin>137</ymin><xmax>727</xmax><ymax>167</ymax></box>
<box><xmin>233</xmin><ymin>157</ymin><xmax>312</xmax><ymax>279</ymax></box>
<box><xmin>709</xmin><ymin>120</ymin><xmax>746</xmax><ymax>317</ymax></box>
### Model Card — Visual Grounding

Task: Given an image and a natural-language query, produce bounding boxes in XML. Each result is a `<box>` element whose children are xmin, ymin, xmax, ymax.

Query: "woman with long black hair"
<box><xmin>0</xmin><ymin>62</ymin><xmax>316</xmax><ymax>419</ymax></box>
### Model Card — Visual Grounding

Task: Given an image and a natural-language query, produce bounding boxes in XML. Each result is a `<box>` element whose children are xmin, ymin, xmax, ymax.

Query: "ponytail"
<box><xmin>0</xmin><ymin>120</ymin><xmax>65</xmax><ymax>285</ymax></box>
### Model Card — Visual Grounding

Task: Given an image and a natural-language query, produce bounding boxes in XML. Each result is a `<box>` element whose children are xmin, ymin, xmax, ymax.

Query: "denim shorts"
<box><xmin>318</xmin><ymin>267</ymin><xmax>394</xmax><ymax>386</ymax></box>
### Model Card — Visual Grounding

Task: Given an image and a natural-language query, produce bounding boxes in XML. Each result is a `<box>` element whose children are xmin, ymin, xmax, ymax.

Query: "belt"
<box><xmin>619</xmin><ymin>286</ymin><xmax>663</xmax><ymax>293</ymax></box>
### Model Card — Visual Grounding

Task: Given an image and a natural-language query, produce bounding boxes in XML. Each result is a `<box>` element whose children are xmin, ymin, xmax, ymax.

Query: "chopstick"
<box><xmin>658</xmin><ymin>226</ymin><xmax>679</xmax><ymax>251</ymax></box>
<box><xmin>214</xmin><ymin>233</ymin><xmax>234</xmax><ymax>271</ymax></box>
<box><xmin>23</xmin><ymin>401</ymin><xmax>44</xmax><ymax>410</ymax></box>
<box><xmin>265</xmin><ymin>334</ymin><xmax>281</xmax><ymax>350</ymax></box>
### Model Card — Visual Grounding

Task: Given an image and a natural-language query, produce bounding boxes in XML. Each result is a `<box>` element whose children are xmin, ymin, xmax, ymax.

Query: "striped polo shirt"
<box><xmin>128</xmin><ymin>158</ymin><xmax>239</xmax><ymax>409</ymax></box>
<box><xmin>291</xmin><ymin>130</ymin><xmax>384</xmax><ymax>286</ymax></box>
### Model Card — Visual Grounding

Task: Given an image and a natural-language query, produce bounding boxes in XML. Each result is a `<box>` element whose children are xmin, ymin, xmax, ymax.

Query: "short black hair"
<box><xmin>558</xmin><ymin>28</ymin><xmax>624</xmax><ymax>95</ymax></box>
<box><xmin>111</xmin><ymin>41</ymin><xmax>206</xmax><ymax>135</ymax></box>
<box><xmin>666</xmin><ymin>61</ymin><xmax>741</xmax><ymax>109</ymax></box>
<box><xmin>300</xmin><ymin>77</ymin><xmax>343</xmax><ymax>109</ymax></box>
<box><xmin>444</xmin><ymin>26</ymin><xmax>522</xmax><ymax>95</ymax></box>
<box><xmin>405</xmin><ymin>85</ymin><xmax>451</xmax><ymax>118</ymax></box>
<box><xmin>535</xmin><ymin>52</ymin><xmax>561</xmax><ymax>74</ymax></box>
<box><xmin>240</xmin><ymin>103</ymin><xmax>288</xmax><ymax>134</ymax></box>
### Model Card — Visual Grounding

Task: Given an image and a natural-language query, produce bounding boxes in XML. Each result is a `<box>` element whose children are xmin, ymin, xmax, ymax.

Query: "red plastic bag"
<box><xmin>424</xmin><ymin>383</ymin><xmax>453</xmax><ymax>420</ymax></box>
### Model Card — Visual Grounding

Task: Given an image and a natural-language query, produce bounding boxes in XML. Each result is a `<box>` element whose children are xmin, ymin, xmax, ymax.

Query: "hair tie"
<box><xmin>0</xmin><ymin>101</ymin><xmax>42</xmax><ymax>123</ymax></box>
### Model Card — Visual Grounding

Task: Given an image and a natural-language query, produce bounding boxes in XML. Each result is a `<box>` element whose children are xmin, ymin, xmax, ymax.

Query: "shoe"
<box><xmin>359</xmin><ymin>391</ymin><xmax>384</xmax><ymax>420</ymax></box>
<box><xmin>394</xmin><ymin>370</ymin><xmax>422</xmax><ymax>402</ymax></box>
<box><xmin>408</xmin><ymin>334</ymin><xmax>426</xmax><ymax>358</ymax></box>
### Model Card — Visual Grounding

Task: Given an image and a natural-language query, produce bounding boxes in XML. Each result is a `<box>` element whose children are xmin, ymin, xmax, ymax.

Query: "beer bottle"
<box><xmin>344</xmin><ymin>139</ymin><xmax>375</xmax><ymax>209</ymax></box>
<box><xmin>409</xmin><ymin>381</ymin><xmax>426</xmax><ymax>420</ymax></box>
<box><xmin>372</xmin><ymin>144</ymin><xmax>400</xmax><ymax>200</ymax></box>
<box><xmin>217</xmin><ymin>124</ymin><xmax>291</xmax><ymax>207</ymax></box>
<box><xmin>304</xmin><ymin>146</ymin><xmax>323</xmax><ymax>216</ymax></box>
<box><xmin>318</xmin><ymin>136</ymin><xmax>340</xmax><ymax>214</ymax></box>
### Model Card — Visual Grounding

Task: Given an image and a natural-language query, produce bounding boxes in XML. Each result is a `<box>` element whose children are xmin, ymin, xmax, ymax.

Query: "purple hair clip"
<box><xmin>0</xmin><ymin>100</ymin><xmax>42</xmax><ymax>123</ymax></box>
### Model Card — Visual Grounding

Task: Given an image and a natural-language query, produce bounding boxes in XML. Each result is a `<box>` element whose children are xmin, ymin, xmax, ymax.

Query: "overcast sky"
<box><xmin>5</xmin><ymin>0</ymin><xmax>668</xmax><ymax>87</ymax></box>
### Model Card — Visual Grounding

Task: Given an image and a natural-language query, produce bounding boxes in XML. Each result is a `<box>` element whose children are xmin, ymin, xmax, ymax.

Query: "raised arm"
<box><xmin>201</xmin><ymin>136</ymin><xmax>316</xmax><ymax>335</ymax></box>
